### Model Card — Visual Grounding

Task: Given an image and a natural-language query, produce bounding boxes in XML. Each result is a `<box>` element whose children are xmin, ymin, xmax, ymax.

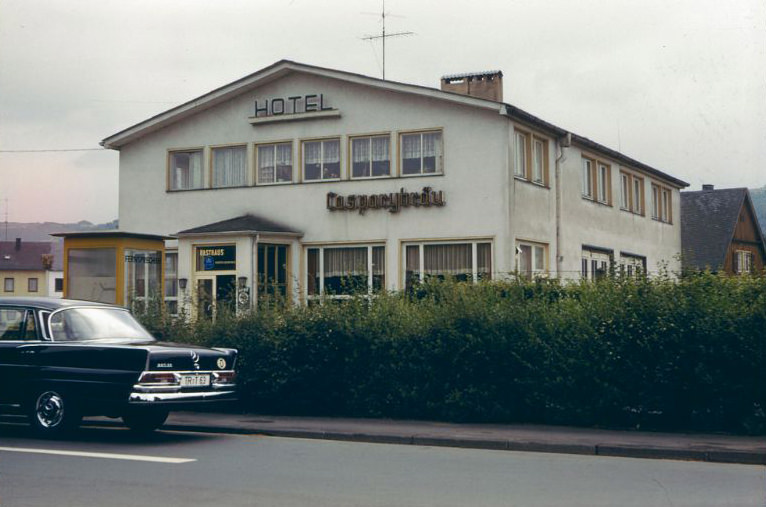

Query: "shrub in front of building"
<box><xmin>138</xmin><ymin>271</ymin><xmax>766</xmax><ymax>434</ymax></box>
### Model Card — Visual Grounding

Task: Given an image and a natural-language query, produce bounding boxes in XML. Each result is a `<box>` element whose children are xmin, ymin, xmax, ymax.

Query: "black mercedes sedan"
<box><xmin>0</xmin><ymin>297</ymin><xmax>237</xmax><ymax>435</ymax></box>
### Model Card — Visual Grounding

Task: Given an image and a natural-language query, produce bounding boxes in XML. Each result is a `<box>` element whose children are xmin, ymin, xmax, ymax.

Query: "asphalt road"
<box><xmin>0</xmin><ymin>423</ymin><xmax>764</xmax><ymax>507</ymax></box>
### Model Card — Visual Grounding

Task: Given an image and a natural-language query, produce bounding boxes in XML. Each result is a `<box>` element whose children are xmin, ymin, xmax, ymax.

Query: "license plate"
<box><xmin>180</xmin><ymin>374</ymin><xmax>210</xmax><ymax>387</ymax></box>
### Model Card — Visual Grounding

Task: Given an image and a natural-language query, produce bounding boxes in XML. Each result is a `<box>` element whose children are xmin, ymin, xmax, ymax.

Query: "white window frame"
<box><xmin>514</xmin><ymin>132</ymin><xmax>527</xmax><ymax>177</ymax></box>
<box><xmin>581</xmin><ymin>248</ymin><xmax>611</xmax><ymax>281</ymax></box>
<box><xmin>257</xmin><ymin>142</ymin><xmax>293</xmax><ymax>185</ymax></box>
<box><xmin>302</xmin><ymin>138</ymin><xmax>341</xmax><ymax>182</ymax></box>
<box><xmin>735</xmin><ymin>250</ymin><xmax>754</xmax><ymax>274</ymax></box>
<box><xmin>597</xmin><ymin>163</ymin><xmax>609</xmax><ymax>203</ymax></box>
<box><xmin>532</xmin><ymin>138</ymin><xmax>545</xmax><ymax>184</ymax></box>
<box><xmin>306</xmin><ymin>244</ymin><xmax>385</xmax><ymax>299</ymax></box>
<box><xmin>620</xmin><ymin>173</ymin><xmax>629</xmax><ymax>210</ymax></box>
<box><xmin>516</xmin><ymin>240</ymin><xmax>547</xmax><ymax>278</ymax></box>
<box><xmin>403</xmin><ymin>240</ymin><xmax>492</xmax><ymax>286</ymax></box>
<box><xmin>400</xmin><ymin>130</ymin><xmax>443</xmax><ymax>176</ymax></box>
<box><xmin>164</xmin><ymin>251</ymin><xmax>179</xmax><ymax>316</ymax></box>
<box><xmin>619</xmin><ymin>254</ymin><xmax>646</xmax><ymax>277</ymax></box>
<box><xmin>632</xmin><ymin>176</ymin><xmax>643</xmax><ymax>214</ymax></box>
<box><xmin>582</xmin><ymin>159</ymin><xmax>593</xmax><ymax>198</ymax></box>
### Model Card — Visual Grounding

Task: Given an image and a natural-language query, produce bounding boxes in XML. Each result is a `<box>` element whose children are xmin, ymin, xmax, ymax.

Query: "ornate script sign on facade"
<box><xmin>327</xmin><ymin>187</ymin><xmax>446</xmax><ymax>214</ymax></box>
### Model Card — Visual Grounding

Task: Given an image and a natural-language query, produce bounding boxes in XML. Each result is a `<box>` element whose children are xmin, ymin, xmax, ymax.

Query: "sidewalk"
<box><xmin>90</xmin><ymin>411</ymin><xmax>766</xmax><ymax>465</ymax></box>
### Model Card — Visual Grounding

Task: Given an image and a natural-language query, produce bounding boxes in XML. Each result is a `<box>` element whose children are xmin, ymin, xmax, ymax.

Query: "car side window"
<box><xmin>23</xmin><ymin>310</ymin><xmax>38</xmax><ymax>340</ymax></box>
<box><xmin>0</xmin><ymin>308</ymin><xmax>26</xmax><ymax>341</ymax></box>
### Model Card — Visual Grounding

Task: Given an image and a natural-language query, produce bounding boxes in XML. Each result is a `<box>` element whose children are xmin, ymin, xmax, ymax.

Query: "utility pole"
<box><xmin>361</xmin><ymin>0</ymin><xmax>413</xmax><ymax>80</ymax></box>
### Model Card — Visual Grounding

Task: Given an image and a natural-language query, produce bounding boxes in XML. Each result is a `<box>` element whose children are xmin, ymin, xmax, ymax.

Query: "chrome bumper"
<box><xmin>129</xmin><ymin>390</ymin><xmax>237</xmax><ymax>404</ymax></box>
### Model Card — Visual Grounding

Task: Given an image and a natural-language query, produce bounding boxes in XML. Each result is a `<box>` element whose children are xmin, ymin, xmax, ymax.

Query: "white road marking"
<box><xmin>0</xmin><ymin>446</ymin><xmax>196</xmax><ymax>464</ymax></box>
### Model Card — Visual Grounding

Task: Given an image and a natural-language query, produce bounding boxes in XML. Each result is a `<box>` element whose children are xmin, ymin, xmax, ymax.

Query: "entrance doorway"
<box><xmin>257</xmin><ymin>244</ymin><xmax>289</xmax><ymax>306</ymax></box>
<box><xmin>196</xmin><ymin>274</ymin><xmax>236</xmax><ymax>319</ymax></box>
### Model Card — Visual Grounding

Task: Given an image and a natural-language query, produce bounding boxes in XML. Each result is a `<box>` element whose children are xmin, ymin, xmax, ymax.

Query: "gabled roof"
<box><xmin>0</xmin><ymin>240</ymin><xmax>61</xmax><ymax>271</ymax></box>
<box><xmin>101</xmin><ymin>59</ymin><xmax>688</xmax><ymax>189</ymax></box>
<box><xmin>177</xmin><ymin>214</ymin><xmax>302</xmax><ymax>237</ymax></box>
<box><xmin>680</xmin><ymin>187</ymin><xmax>766</xmax><ymax>270</ymax></box>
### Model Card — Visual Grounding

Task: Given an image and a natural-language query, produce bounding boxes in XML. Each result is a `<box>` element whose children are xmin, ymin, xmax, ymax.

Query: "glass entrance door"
<box><xmin>196</xmin><ymin>274</ymin><xmax>236</xmax><ymax>319</ymax></box>
<box><xmin>257</xmin><ymin>244</ymin><xmax>288</xmax><ymax>307</ymax></box>
<box><xmin>197</xmin><ymin>278</ymin><xmax>214</xmax><ymax>319</ymax></box>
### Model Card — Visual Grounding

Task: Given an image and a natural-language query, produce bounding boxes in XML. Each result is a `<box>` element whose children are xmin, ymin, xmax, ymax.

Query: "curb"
<box><xmin>84</xmin><ymin>419</ymin><xmax>766</xmax><ymax>465</ymax></box>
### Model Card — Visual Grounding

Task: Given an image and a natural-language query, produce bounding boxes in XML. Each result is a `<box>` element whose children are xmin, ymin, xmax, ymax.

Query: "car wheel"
<box><xmin>122</xmin><ymin>408</ymin><xmax>169</xmax><ymax>433</ymax></box>
<box><xmin>29</xmin><ymin>390</ymin><xmax>82</xmax><ymax>436</ymax></box>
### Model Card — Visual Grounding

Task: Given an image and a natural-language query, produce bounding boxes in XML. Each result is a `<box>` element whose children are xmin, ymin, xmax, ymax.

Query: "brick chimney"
<box><xmin>441</xmin><ymin>71</ymin><xmax>503</xmax><ymax>102</ymax></box>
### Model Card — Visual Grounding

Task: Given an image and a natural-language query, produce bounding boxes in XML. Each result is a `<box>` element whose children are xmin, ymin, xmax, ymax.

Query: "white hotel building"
<box><xmin>100</xmin><ymin>60</ymin><xmax>688</xmax><ymax>315</ymax></box>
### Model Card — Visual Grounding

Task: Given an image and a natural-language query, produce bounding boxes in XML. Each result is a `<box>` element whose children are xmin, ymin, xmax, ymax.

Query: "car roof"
<box><xmin>0</xmin><ymin>297</ymin><xmax>120</xmax><ymax>311</ymax></box>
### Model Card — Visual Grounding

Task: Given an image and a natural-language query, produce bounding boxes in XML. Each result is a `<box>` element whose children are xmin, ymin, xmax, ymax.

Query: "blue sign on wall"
<box><xmin>197</xmin><ymin>245</ymin><xmax>236</xmax><ymax>271</ymax></box>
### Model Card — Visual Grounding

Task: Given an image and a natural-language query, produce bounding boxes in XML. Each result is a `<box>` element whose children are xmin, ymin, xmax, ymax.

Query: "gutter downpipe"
<box><xmin>251</xmin><ymin>233</ymin><xmax>260</xmax><ymax>312</ymax></box>
<box><xmin>555</xmin><ymin>133</ymin><xmax>571</xmax><ymax>279</ymax></box>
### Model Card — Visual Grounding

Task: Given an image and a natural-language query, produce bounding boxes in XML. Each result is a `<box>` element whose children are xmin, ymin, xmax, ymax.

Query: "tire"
<box><xmin>29</xmin><ymin>390</ymin><xmax>82</xmax><ymax>436</ymax></box>
<box><xmin>122</xmin><ymin>408</ymin><xmax>169</xmax><ymax>433</ymax></box>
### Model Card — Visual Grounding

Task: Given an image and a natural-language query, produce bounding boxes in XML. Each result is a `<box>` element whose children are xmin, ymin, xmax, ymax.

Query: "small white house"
<box><xmin>101</xmin><ymin>60</ymin><xmax>687</xmax><ymax>315</ymax></box>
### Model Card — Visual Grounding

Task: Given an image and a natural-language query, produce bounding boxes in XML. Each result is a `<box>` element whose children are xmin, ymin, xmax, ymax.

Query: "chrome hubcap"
<box><xmin>35</xmin><ymin>392</ymin><xmax>64</xmax><ymax>428</ymax></box>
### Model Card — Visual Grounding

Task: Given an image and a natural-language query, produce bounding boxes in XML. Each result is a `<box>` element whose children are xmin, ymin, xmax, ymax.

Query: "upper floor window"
<box><xmin>401</xmin><ymin>131</ymin><xmax>442</xmax><ymax>176</ymax></box>
<box><xmin>257</xmin><ymin>143</ymin><xmax>293</xmax><ymax>184</ymax></box>
<box><xmin>169</xmin><ymin>150</ymin><xmax>203</xmax><ymax>190</ymax></box>
<box><xmin>351</xmin><ymin>135</ymin><xmax>391</xmax><ymax>178</ymax></box>
<box><xmin>212</xmin><ymin>145</ymin><xmax>247</xmax><ymax>188</ymax></box>
<box><xmin>582</xmin><ymin>156</ymin><xmax>611</xmax><ymax>205</ymax></box>
<box><xmin>4</xmin><ymin>278</ymin><xmax>14</xmax><ymax>292</ymax></box>
<box><xmin>620</xmin><ymin>171</ymin><xmax>644</xmax><ymax>215</ymax></box>
<box><xmin>734</xmin><ymin>250</ymin><xmax>754</xmax><ymax>274</ymax></box>
<box><xmin>28</xmin><ymin>278</ymin><xmax>38</xmax><ymax>292</ymax></box>
<box><xmin>651</xmin><ymin>183</ymin><xmax>672</xmax><ymax>223</ymax></box>
<box><xmin>514</xmin><ymin>130</ymin><xmax>547</xmax><ymax>185</ymax></box>
<box><xmin>303</xmin><ymin>138</ymin><xmax>340</xmax><ymax>181</ymax></box>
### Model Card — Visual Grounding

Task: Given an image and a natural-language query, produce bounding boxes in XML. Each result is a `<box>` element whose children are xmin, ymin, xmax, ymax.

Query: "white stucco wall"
<box><xmin>117</xmin><ymin>72</ymin><xmax>511</xmax><ymax>292</ymax></box>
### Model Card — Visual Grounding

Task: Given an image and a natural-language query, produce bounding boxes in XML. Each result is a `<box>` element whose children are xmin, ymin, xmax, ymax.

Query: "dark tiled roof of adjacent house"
<box><xmin>177</xmin><ymin>214</ymin><xmax>302</xmax><ymax>236</ymax></box>
<box><xmin>0</xmin><ymin>239</ymin><xmax>62</xmax><ymax>271</ymax></box>
<box><xmin>680</xmin><ymin>188</ymin><xmax>747</xmax><ymax>270</ymax></box>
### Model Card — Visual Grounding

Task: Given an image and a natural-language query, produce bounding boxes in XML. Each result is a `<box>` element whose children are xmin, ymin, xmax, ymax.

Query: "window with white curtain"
<box><xmin>352</xmin><ymin>135</ymin><xmax>390</xmax><ymax>178</ymax></box>
<box><xmin>258</xmin><ymin>143</ymin><xmax>293</xmax><ymax>184</ymax></box>
<box><xmin>516</xmin><ymin>241</ymin><xmax>547</xmax><ymax>279</ymax></box>
<box><xmin>404</xmin><ymin>241</ymin><xmax>491</xmax><ymax>290</ymax></box>
<box><xmin>169</xmin><ymin>150</ymin><xmax>203</xmax><ymax>190</ymax></box>
<box><xmin>303</xmin><ymin>138</ymin><xmax>340</xmax><ymax>181</ymax></box>
<box><xmin>306</xmin><ymin>245</ymin><xmax>385</xmax><ymax>298</ymax></box>
<box><xmin>212</xmin><ymin>146</ymin><xmax>247</xmax><ymax>188</ymax></box>
<box><xmin>401</xmin><ymin>131</ymin><xmax>442</xmax><ymax>175</ymax></box>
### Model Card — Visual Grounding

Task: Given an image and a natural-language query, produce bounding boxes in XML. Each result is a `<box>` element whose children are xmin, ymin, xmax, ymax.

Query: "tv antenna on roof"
<box><xmin>361</xmin><ymin>0</ymin><xmax>413</xmax><ymax>80</ymax></box>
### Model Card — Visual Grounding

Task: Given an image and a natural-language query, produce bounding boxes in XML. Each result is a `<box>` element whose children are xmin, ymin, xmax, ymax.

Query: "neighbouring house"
<box><xmin>92</xmin><ymin>60</ymin><xmax>688</xmax><ymax>315</ymax></box>
<box><xmin>681</xmin><ymin>185</ymin><xmax>766</xmax><ymax>274</ymax></box>
<box><xmin>0</xmin><ymin>238</ymin><xmax>63</xmax><ymax>297</ymax></box>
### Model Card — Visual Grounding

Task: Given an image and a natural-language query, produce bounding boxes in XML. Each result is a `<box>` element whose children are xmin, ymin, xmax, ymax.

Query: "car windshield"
<box><xmin>49</xmin><ymin>307</ymin><xmax>155</xmax><ymax>342</ymax></box>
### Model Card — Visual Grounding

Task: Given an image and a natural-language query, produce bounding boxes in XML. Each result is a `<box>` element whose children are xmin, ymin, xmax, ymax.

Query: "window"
<box><xmin>581</xmin><ymin>159</ymin><xmax>593</xmax><ymax>198</ymax></box>
<box><xmin>734</xmin><ymin>250</ymin><xmax>754</xmax><ymax>274</ymax></box>
<box><xmin>597</xmin><ymin>163</ymin><xmax>610</xmax><ymax>203</ymax></box>
<box><xmin>212</xmin><ymin>145</ymin><xmax>247</xmax><ymax>188</ymax></box>
<box><xmin>404</xmin><ymin>241</ymin><xmax>491</xmax><ymax>290</ymax></box>
<box><xmin>619</xmin><ymin>254</ymin><xmax>646</xmax><ymax>277</ymax></box>
<box><xmin>28</xmin><ymin>278</ymin><xmax>38</xmax><ymax>292</ymax></box>
<box><xmin>169</xmin><ymin>150</ymin><xmax>203</xmax><ymax>190</ymax></box>
<box><xmin>582</xmin><ymin>156</ymin><xmax>611</xmax><ymax>205</ymax></box>
<box><xmin>351</xmin><ymin>135</ymin><xmax>391</xmax><ymax>178</ymax></box>
<box><xmin>651</xmin><ymin>183</ymin><xmax>672</xmax><ymax>223</ymax></box>
<box><xmin>514</xmin><ymin>132</ymin><xmax>527</xmax><ymax>177</ymax></box>
<box><xmin>257</xmin><ymin>143</ymin><xmax>293</xmax><ymax>184</ymax></box>
<box><xmin>620</xmin><ymin>171</ymin><xmax>644</xmax><ymax>215</ymax></box>
<box><xmin>124</xmin><ymin>249</ymin><xmax>162</xmax><ymax>311</ymax></box>
<box><xmin>514</xmin><ymin>130</ymin><xmax>547</xmax><ymax>184</ymax></box>
<box><xmin>303</xmin><ymin>138</ymin><xmax>340</xmax><ymax>181</ymax></box>
<box><xmin>516</xmin><ymin>241</ymin><xmax>547</xmax><ymax>279</ymax></box>
<box><xmin>164</xmin><ymin>252</ymin><xmax>178</xmax><ymax>315</ymax></box>
<box><xmin>581</xmin><ymin>248</ymin><xmax>611</xmax><ymax>281</ymax></box>
<box><xmin>68</xmin><ymin>248</ymin><xmax>117</xmax><ymax>304</ymax></box>
<box><xmin>54</xmin><ymin>278</ymin><xmax>63</xmax><ymax>292</ymax></box>
<box><xmin>4</xmin><ymin>278</ymin><xmax>14</xmax><ymax>292</ymax></box>
<box><xmin>401</xmin><ymin>131</ymin><xmax>443</xmax><ymax>175</ymax></box>
<box><xmin>0</xmin><ymin>309</ymin><xmax>24</xmax><ymax>340</ymax></box>
<box><xmin>307</xmin><ymin>245</ymin><xmax>384</xmax><ymax>298</ymax></box>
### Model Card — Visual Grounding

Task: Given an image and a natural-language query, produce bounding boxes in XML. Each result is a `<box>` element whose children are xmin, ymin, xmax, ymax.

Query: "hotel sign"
<box><xmin>327</xmin><ymin>187</ymin><xmax>446</xmax><ymax>215</ymax></box>
<box><xmin>254</xmin><ymin>94</ymin><xmax>333</xmax><ymax>117</ymax></box>
<box><xmin>196</xmin><ymin>245</ymin><xmax>236</xmax><ymax>271</ymax></box>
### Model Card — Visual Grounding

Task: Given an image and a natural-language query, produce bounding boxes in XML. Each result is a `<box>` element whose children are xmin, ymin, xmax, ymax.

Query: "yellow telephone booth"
<box><xmin>52</xmin><ymin>231</ymin><xmax>169</xmax><ymax>308</ymax></box>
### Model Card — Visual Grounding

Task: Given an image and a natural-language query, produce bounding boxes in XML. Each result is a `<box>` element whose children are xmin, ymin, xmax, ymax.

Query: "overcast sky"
<box><xmin>1</xmin><ymin>0</ymin><xmax>764</xmax><ymax>224</ymax></box>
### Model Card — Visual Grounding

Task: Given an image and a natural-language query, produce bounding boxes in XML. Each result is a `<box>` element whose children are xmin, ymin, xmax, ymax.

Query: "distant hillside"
<box><xmin>752</xmin><ymin>186</ymin><xmax>766</xmax><ymax>235</ymax></box>
<box><xmin>1</xmin><ymin>220</ymin><xmax>118</xmax><ymax>242</ymax></box>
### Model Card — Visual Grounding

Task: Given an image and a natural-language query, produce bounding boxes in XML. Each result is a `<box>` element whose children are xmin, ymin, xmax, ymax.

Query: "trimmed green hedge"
<box><xmin>139</xmin><ymin>272</ymin><xmax>766</xmax><ymax>434</ymax></box>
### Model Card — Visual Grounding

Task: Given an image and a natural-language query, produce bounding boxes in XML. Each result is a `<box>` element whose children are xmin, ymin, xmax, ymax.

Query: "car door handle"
<box><xmin>20</xmin><ymin>349</ymin><xmax>37</xmax><ymax>354</ymax></box>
